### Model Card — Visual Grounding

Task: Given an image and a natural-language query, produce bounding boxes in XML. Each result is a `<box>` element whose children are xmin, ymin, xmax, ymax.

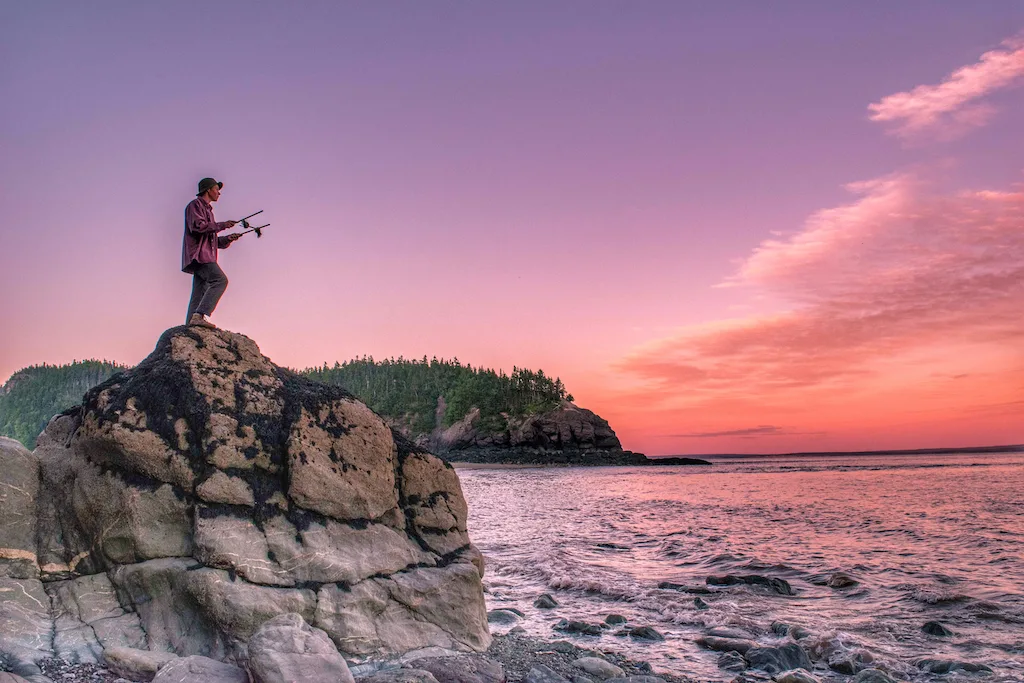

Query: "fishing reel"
<box><xmin>236</xmin><ymin>210</ymin><xmax>270</xmax><ymax>238</ymax></box>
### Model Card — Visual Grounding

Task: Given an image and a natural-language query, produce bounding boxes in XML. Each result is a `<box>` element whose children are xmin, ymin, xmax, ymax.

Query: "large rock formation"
<box><xmin>0</xmin><ymin>327</ymin><xmax>489</xmax><ymax>676</ymax></box>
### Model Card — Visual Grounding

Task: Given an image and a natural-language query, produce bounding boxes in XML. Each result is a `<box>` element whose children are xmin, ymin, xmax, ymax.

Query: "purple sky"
<box><xmin>2</xmin><ymin>2</ymin><xmax>1022</xmax><ymax>454</ymax></box>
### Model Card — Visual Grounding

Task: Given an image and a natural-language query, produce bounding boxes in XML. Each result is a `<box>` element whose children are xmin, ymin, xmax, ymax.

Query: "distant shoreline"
<box><xmin>675</xmin><ymin>444</ymin><xmax>1024</xmax><ymax>460</ymax></box>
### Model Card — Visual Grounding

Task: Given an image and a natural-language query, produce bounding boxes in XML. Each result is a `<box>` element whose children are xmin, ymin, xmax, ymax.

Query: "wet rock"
<box><xmin>656</xmin><ymin>582</ymin><xmax>711</xmax><ymax>594</ymax></box>
<box><xmin>151</xmin><ymin>655</ymin><xmax>248</xmax><ymax>683</ymax></box>
<box><xmin>706</xmin><ymin>574</ymin><xmax>794</xmax><ymax>596</ymax></box>
<box><xmin>915</xmin><ymin>658</ymin><xmax>993</xmax><ymax>674</ymax></box>
<box><xmin>604</xmin><ymin>678</ymin><xmax>666</xmax><ymax>683</ymax></box>
<box><xmin>554</xmin><ymin>620</ymin><xmax>603</xmax><ymax>636</ymax></box>
<box><xmin>357</xmin><ymin>670</ymin><xmax>441</xmax><ymax>683</ymax></box>
<box><xmin>405</xmin><ymin>655</ymin><xmax>505</xmax><ymax>683</ymax></box>
<box><xmin>604</xmin><ymin>614</ymin><xmax>627</xmax><ymax>625</ymax></box>
<box><xmin>102</xmin><ymin>647</ymin><xmax>177</xmax><ymax>681</ymax></box>
<box><xmin>776</xmin><ymin>670</ymin><xmax>820</xmax><ymax>683</ymax></box>
<box><xmin>487</xmin><ymin>610</ymin><xmax>522</xmax><ymax>626</ymax></box>
<box><xmin>744</xmin><ymin>643</ymin><xmax>812</xmax><ymax>674</ymax></box>
<box><xmin>825</xmin><ymin>572</ymin><xmax>858</xmax><ymax>588</ymax></box>
<box><xmin>248</xmin><ymin>613</ymin><xmax>354</xmax><ymax>683</ymax></box>
<box><xmin>852</xmin><ymin>669</ymin><xmax>897</xmax><ymax>683</ymax></box>
<box><xmin>525</xmin><ymin>664</ymin><xmax>571</xmax><ymax>683</ymax></box>
<box><xmin>551</xmin><ymin>641</ymin><xmax>577</xmax><ymax>654</ymax></box>
<box><xmin>717</xmin><ymin>651</ymin><xmax>746</xmax><ymax>672</ymax></box>
<box><xmin>706</xmin><ymin>627</ymin><xmax>754</xmax><ymax>640</ymax></box>
<box><xmin>535</xmin><ymin>594</ymin><xmax>560</xmax><ymax>609</ymax></box>
<box><xmin>697</xmin><ymin>636</ymin><xmax>758</xmax><ymax>654</ymax></box>
<box><xmin>626</xmin><ymin>627</ymin><xmax>663</xmax><ymax>642</ymax></box>
<box><xmin>693</xmin><ymin>597</ymin><xmax>709</xmax><ymax>610</ymax></box>
<box><xmin>922</xmin><ymin>620</ymin><xmax>954</xmax><ymax>636</ymax></box>
<box><xmin>828</xmin><ymin>649</ymin><xmax>875</xmax><ymax>675</ymax></box>
<box><xmin>572</xmin><ymin>657</ymin><xmax>624</xmax><ymax>680</ymax></box>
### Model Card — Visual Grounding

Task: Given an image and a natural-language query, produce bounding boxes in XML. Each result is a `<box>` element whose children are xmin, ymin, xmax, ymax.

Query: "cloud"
<box><xmin>615</xmin><ymin>174</ymin><xmax>1024</xmax><ymax>404</ymax></box>
<box><xmin>868</xmin><ymin>35</ymin><xmax>1024</xmax><ymax>139</ymax></box>
<box><xmin>670</xmin><ymin>425</ymin><xmax>783</xmax><ymax>438</ymax></box>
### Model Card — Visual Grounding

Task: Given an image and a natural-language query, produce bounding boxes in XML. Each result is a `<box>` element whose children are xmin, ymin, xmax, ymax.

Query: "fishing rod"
<box><xmin>233</xmin><ymin>210</ymin><xmax>269</xmax><ymax>238</ymax></box>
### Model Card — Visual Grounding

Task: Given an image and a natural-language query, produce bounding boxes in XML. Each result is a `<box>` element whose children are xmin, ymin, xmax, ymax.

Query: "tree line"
<box><xmin>0</xmin><ymin>356</ymin><xmax>572</xmax><ymax>448</ymax></box>
<box><xmin>0</xmin><ymin>360</ymin><xmax>126</xmax><ymax>448</ymax></box>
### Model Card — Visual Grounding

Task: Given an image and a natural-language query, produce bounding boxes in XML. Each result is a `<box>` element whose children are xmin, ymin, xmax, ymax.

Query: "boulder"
<box><xmin>534</xmin><ymin>594</ymin><xmax>559</xmax><ymax>609</ymax></box>
<box><xmin>524</xmin><ymin>665</ymin><xmax>571</xmax><ymax>683</ymax></box>
<box><xmin>696</xmin><ymin>636</ymin><xmax>757</xmax><ymax>654</ymax></box>
<box><xmin>776</xmin><ymin>670</ymin><xmax>821</xmax><ymax>683</ymax></box>
<box><xmin>744</xmin><ymin>643</ymin><xmax>813</xmax><ymax>674</ymax></box>
<box><xmin>248</xmin><ymin>613</ymin><xmax>354</xmax><ymax>683</ymax></box>
<box><xmin>0</xmin><ymin>327</ymin><xmax>490</xmax><ymax>668</ymax></box>
<box><xmin>915</xmin><ymin>658</ymin><xmax>993</xmax><ymax>674</ymax></box>
<box><xmin>921</xmin><ymin>620</ymin><xmax>953</xmax><ymax>636</ymax></box>
<box><xmin>717</xmin><ymin>651</ymin><xmax>746</xmax><ymax>672</ymax></box>
<box><xmin>572</xmin><ymin>658</ymin><xmax>624</xmax><ymax>680</ymax></box>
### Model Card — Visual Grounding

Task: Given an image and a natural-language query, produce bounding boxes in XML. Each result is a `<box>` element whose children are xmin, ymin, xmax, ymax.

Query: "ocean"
<box><xmin>458</xmin><ymin>452</ymin><xmax>1024</xmax><ymax>682</ymax></box>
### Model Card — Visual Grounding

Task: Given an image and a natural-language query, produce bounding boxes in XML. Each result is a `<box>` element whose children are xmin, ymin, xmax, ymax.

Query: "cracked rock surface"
<box><xmin>0</xmin><ymin>326</ymin><xmax>489</xmax><ymax>676</ymax></box>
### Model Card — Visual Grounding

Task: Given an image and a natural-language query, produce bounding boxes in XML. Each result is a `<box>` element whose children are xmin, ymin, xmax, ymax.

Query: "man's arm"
<box><xmin>217</xmin><ymin>234</ymin><xmax>241</xmax><ymax>249</ymax></box>
<box><xmin>186</xmin><ymin>200</ymin><xmax>236</xmax><ymax>234</ymax></box>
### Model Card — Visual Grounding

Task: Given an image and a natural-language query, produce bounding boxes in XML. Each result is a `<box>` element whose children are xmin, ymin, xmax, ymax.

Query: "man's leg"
<box><xmin>185</xmin><ymin>271</ymin><xmax>207</xmax><ymax>324</ymax></box>
<box><xmin>195</xmin><ymin>263</ymin><xmax>229</xmax><ymax>317</ymax></box>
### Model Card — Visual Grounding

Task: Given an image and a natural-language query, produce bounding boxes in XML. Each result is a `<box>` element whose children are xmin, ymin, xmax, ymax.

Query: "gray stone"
<box><xmin>572</xmin><ymin>657</ymin><xmax>624</xmax><ymax>680</ymax></box>
<box><xmin>696</xmin><ymin>636</ymin><xmax>757</xmax><ymax>654</ymax></box>
<box><xmin>534</xmin><ymin>593</ymin><xmax>559</xmax><ymax>609</ymax></box>
<box><xmin>525</xmin><ymin>664</ymin><xmax>571</xmax><ymax>683</ymax></box>
<box><xmin>404</xmin><ymin>655</ymin><xmax>504</xmax><ymax>683</ymax></box>
<box><xmin>915</xmin><ymin>658</ymin><xmax>993</xmax><ymax>674</ymax></box>
<box><xmin>555</xmin><ymin>620</ymin><xmax>603</xmax><ymax>636</ymax></box>
<box><xmin>0</xmin><ymin>438</ymin><xmax>39</xmax><ymax>580</ymax></box>
<box><xmin>922</xmin><ymin>620</ymin><xmax>953</xmax><ymax>636</ymax></box>
<box><xmin>705</xmin><ymin>626</ymin><xmax>754</xmax><ymax>639</ymax></box>
<box><xmin>717</xmin><ymin>651</ymin><xmax>746</xmax><ymax>672</ymax></box>
<box><xmin>102</xmin><ymin>647</ymin><xmax>178</xmax><ymax>681</ymax></box>
<box><xmin>151</xmin><ymin>655</ymin><xmax>248</xmax><ymax>683</ymax></box>
<box><xmin>627</xmin><ymin>626</ymin><xmax>663</xmax><ymax>641</ymax></box>
<box><xmin>487</xmin><ymin>609</ymin><xmax>521</xmax><ymax>625</ymax></box>
<box><xmin>249</xmin><ymin>613</ymin><xmax>354</xmax><ymax>683</ymax></box>
<box><xmin>853</xmin><ymin>669</ymin><xmax>897</xmax><ymax>683</ymax></box>
<box><xmin>693</xmin><ymin>597</ymin><xmax>709</xmax><ymax>610</ymax></box>
<box><xmin>604</xmin><ymin>678</ymin><xmax>666</xmax><ymax>683</ymax></box>
<box><xmin>604</xmin><ymin>614</ymin><xmax>627</xmax><ymax>625</ymax></box>
<box><xmin>47</xmin><ymin>573</ymin><xmax>146</xmax><ymax>663</ymax></box>
<box><xmin>0</xmin><ymin>578</ymin><xmax>52</xmax><ymax>654</ymax></box>
<box><xmin>828</xmin><ymin>649</ymin><xmax>876</xmax><ymax>675</ymax></box>
<box><xmin>744</xmin><ymin>644</ymin><xmax>812</xmax><ymax>674</ymax></box>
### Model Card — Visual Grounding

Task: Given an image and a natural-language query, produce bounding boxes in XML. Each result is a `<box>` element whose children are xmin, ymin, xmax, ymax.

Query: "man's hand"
<box><xmin>229</xmin><ymin>233</ymin><xmax>242</xmax><ymax>242</ymax></box>
<box><xmin>226</xmin><ymin>220</ymin><xmax>238</xmax><ymax>228</ymax></box>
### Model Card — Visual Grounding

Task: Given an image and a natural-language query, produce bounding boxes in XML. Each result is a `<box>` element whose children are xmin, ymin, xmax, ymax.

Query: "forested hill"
<box><xmin>303</xmin><ymin>356</ymin><xmax>573</xmax><ymax>434</ymax></box>
<box><xmin>0</xmin><ymin>356</ymin><xmax>573</xmax><ymax>448</ymax></box>
<box><xmin>0</xmin><ymin>360</ymin><xmax>126</xmax><ymax>447</ymax></box>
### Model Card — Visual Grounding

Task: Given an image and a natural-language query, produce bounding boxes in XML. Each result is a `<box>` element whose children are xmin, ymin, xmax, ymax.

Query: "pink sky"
<box><xmin>2</xmin><ymin>3</ymin><xmax>1022</xmax><ymax>455</ymax></box>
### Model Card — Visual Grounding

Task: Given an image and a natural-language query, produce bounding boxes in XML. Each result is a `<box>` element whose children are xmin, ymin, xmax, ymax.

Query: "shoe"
<box><xmin>188</xmin><ymin>313</ymin><xmax>217</xmax><ymax>329</ymax></box>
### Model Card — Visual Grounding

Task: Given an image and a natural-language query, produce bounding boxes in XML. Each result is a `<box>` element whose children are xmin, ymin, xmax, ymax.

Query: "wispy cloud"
<box><xmin>616</xmin><ymin>174</ymin><xmax>1024</xmax><ymax>406</ymax></box>
<box><xmin>868</xmin><ymin>34</ymin><xmax>1024</xmax><ymax>139</ymax></box>
<box><xmin>670</xmin><ymin>425</ymin><xmax>785</xmax><ymax>438</ymax></box>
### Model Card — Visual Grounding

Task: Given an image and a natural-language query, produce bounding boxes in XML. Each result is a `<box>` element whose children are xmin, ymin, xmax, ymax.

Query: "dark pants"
<box><xmin>185</xmin><ymin>262</ymin><xmax>228</xmax><ymax>323</ymax></box>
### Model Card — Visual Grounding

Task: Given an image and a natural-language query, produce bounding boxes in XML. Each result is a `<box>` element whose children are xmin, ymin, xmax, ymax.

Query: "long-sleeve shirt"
<box><xmin>182</xmin><ymin>197</ymin><xmax>234</xmax><ymax>273</ymax></box>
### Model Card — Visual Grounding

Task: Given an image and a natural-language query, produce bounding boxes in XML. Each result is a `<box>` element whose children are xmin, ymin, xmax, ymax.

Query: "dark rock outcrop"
<box><xmin>0</xmin><ymin>327</ymin><xmax>490</xmax><ymax>672</ymax></box>
<box><xmin>424</xmin><ymin>404</ymin><xmax>709</xmax><ymax>466</ymax></box>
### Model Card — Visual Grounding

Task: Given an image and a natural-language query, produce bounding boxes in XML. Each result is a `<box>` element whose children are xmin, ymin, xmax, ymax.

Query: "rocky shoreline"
<box><xmin>14</xmin><ymin>632</ymin><xmax>695</xmax><ymax>683</ymax></box>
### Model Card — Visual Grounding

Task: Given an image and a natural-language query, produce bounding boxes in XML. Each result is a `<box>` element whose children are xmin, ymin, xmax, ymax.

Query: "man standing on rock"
<box><xmin>182</xmin><ymin>177</ymin><xmax>240</xmax><ymax>328</ymax></box>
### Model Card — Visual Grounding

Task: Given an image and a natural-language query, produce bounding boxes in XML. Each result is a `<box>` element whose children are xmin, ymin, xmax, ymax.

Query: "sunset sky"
<box><xmin>2</xmin><ymin>2</ymin><xmax>1022</xmax><ymax>455</ymax></box>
